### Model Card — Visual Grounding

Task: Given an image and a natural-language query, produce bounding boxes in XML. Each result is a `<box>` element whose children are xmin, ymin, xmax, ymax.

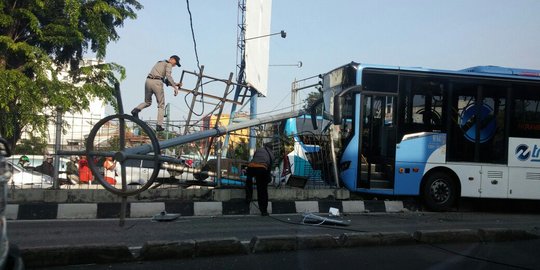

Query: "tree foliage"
<box><xmin>0</xmin><ymin>0</ymin><xmax>142</xmax><ymax>149</ymax></box>
<box><xmin>14</xmin><ymin>136</ymin><xmax>48</xmax><ymax>154</ymax></box>
<box><xmin>303</xmin><ymin>91</ymin><xmax>323</xmax><ymax>115</ymax></box>
<box><xmin>228</xmin><ymin>137</ymin><xmax>249</xmax><ymax>161</ymax></box>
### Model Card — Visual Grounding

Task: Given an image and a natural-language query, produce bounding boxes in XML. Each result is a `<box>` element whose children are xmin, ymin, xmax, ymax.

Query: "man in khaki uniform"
<box><xmin>131</xmin><ymin>55</ymin><xmax>182</xmax><ymax>131</ymax></box>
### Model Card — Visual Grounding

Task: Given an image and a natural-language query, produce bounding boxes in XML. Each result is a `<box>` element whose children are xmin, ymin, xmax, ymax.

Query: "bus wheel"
<box><xmin>422</xmin><ymin>172</ymin><xmax>457</xmax><ymax>211</ymax></box>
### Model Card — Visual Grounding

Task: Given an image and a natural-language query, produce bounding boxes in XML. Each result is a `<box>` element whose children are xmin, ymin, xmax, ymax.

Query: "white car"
<box><xmin>5</xmin><ymin>160</ymin><xmax>53</xmax><ymax>188</ymax></box>
<box><xmin>122</xmin><ymin>157</ymin><xmax>197</xmax><ymax>185</ymax></box>
<box><xmin>7</xmin><ymin>154</ymin><xmax>69</xmax><ymax>181</ymax></box>
<box><xmin>122</xmin><ymin>159</ymin><xmax>172</xmax><ymax>185</ymax></box>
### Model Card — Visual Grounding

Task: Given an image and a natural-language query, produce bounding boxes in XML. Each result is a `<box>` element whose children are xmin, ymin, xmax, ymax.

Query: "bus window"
<box><xmin>398</xmin><ymin>76</ymin><xmax>445</xmax><ymax>141</ymax></box>
<box><xmin>479</xmin><ymin>86</ymin><xmax>508</xmax><ymax>164</ymax></box>
<box><xmin>511</xmin><ymin>84</ymin><xmax>540</xmax><ymax>138</ymax></box>
<box><xmin>448</xmin><ymin>82</ymin><xmax>478</xmax><ymax>162</ymax></box>
<box><xmin>340</xmin><ymin>93</ymin><xmax>354</xmax><ymax>144</ymax></box>
<box><xmin>448</xmin><ymin>80</ymin><xmax>508</xmax><ymax>164</ymax></box>
<box><xmin>362</xmin><ymin>70</ymin><xmax>398</xmax><ymax>93</ymax></box>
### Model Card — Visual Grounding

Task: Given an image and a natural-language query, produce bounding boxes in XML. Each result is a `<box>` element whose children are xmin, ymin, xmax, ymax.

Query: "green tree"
<box><xmin>0</xmin><ymin>0</ymin><xmax>142</xmax><ymax>149</ymax></box>
<box><xmin>303</xmin><ymin>91</ymin><xmax>323</xmax><ymax>115</ymax></box>
<box><xmin>14</xmin><ymin>136</ymin><xmax>47</xmax><ymax>154</ymax></box>
<box><xmin>229</xmin><ymin>137</ymin><xmax>249</xmax><ymax>161</ymax></box>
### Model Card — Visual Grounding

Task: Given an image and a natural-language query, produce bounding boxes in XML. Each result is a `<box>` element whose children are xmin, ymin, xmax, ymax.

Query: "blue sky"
<box><xmin>104</xmin><ymin>0</ymin><xmax>540</xmax><ymax>122</ymax></box>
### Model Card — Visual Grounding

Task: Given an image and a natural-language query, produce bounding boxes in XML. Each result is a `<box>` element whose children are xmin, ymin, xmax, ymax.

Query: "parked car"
<box><xmin>0</xmin><ymin>138</ymin><xmax>25</xmax><ymax>269</ymax></box>
<box><xmin>122</xmin><ymin>156</ymin><xmax>198</xmax><ymax>185</ymax></box>
<box><xmin>5</xmin><ymin>160</ymin><xmax>53</xmax><ymax>189</ymax></box>
<box><xmin>123</xmin><ymin>159</ymin><xmax>172</xmax><ymax>185</ymax></box>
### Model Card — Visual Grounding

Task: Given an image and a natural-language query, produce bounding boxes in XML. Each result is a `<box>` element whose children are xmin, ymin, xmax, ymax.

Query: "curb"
<box><xmin>414</xmin><ymin>229</ymin><xmax>481</xmax><ymax>244</ymax></box>
<box><xmin>20</xmin><ymin>228</ymin><xmax>539</xmax><ymax>268</ymax></box>
<box><xmin>22</xmin><ymin>245</ymin><xmax>133</xmax><ymax>268</ymax></box>
<box><xmin>339</xmin><ymin>231</ymin><xmax>416</xmax><ymax>247</ymax></box>
<box><xmin>7</xmin><ymin>200</ymin><xmax>411</xmax><ymax>220</ymax></box>
<box><xmin>138</xmin><ymin>238</ymin><xmax>247</xmax><ymax>261</ymax></box>
<box><xmin>250</xmin><ymin>234</ymin><xmax>340</xmax><ymax>253</ymax></box>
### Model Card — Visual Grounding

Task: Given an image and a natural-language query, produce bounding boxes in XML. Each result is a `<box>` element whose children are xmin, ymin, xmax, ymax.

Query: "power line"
<box><xmin>185</xmin><ymin>0</ymin><xmax>201</xmax><ymax>71</ymax></box>
<box><xmin>185</xmin><ymin>0</ymin><xmax>206</xmax><ymax>117</ymax></box>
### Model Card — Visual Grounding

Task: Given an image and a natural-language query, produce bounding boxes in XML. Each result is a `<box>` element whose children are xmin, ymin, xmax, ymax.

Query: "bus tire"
<box><xmin>422</xmin><ymin>172</ymin><xmax>457</xmax><ymax>211</ymax></box>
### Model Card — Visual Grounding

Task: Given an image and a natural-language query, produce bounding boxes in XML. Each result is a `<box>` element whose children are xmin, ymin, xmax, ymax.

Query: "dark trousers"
<box><xmin>245</xmin><ymin>167</ymin><xmax>271</xmax><ymax>213</ymax></box>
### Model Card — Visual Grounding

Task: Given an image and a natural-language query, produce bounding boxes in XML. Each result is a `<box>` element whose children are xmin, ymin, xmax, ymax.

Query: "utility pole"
<box><xmin>53</xmin><ymin>106</ymin><xmax>63</xmax><ymax>189</ymax></box>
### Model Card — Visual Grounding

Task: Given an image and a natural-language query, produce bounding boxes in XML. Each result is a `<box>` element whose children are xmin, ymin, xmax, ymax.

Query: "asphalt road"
<box><xmin>8</xmin><ymin>211</ymin><xmax>540</xmax><ymax>249</ymax></box>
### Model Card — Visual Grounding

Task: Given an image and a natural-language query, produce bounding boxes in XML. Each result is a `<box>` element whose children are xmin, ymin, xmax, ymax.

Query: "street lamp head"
<box><xmin>269</xmin><ymin>61</ymin><xmax>303</xmax><ymax>68</ymax></box>
<box><xmin>280</xmin><ymin>30</ymin><xmax>287</xmax><ymax>38</ymax></box>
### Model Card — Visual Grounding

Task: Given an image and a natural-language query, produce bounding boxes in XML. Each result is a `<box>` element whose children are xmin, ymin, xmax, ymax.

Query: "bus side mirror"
<box><xmin>333</xmin><ymin>95</ymin><xmax>343</xmax><ymax>125</ymax></box>
<box><xmin>310</xmin><ymin>109</ymin><xmax>318</xmax><ymax>130</ymax></box>
<box><xmin>308</xmin><ymin>97</ymin><xmax>324</xmax><ymax>130</ymax></box>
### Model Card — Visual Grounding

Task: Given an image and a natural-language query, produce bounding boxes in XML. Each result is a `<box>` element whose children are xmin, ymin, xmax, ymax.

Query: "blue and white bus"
<box><xmin>321</xmin><ymin>62</ymin><xmax>540</xmax><ymax>210</ymax></box>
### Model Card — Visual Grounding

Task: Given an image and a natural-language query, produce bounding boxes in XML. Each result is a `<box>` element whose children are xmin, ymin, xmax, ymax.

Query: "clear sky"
<box><xmin>104</xmin><ymin>0</ymin><xmax>540</xmax><ymax>122</ymax></box>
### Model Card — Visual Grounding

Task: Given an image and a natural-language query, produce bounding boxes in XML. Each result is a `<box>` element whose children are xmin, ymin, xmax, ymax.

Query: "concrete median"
<box><xmin>250</xmin><ymin>235</ymin><xmax>298</xmax><ymax>253</ymax></box>
<box><xmin>19</xmin><ymin>228</ymin><xmax>540</xmax><ymax>267</ymax></box>
<box><xmin>478</xmin><ymin>228</ymin><xmax>540</xmax><ymax>242</ymax></box>
<box><xmin>194</xmin><ymin>238</ymin><xmax>248</xmax><ymax>257</ymax></box>
<box><xmin>139</xmin><ymin>238</ymin><xmax>247</xmax><ymax>260</ymax></box>
<box><xmin>21</xmin><ymin>244</ymin><xmax>133</xmax><ymax>268</ymax></box>
<box><xmin>339</xmin><ymin>231</ymin><xmax>415</xmax><ymax>247</ymax></box>
<box><xmin>139</xmin><ymin>240</ymin><xmax>196</xmax><ymax>261</ymax></box>
<box><xmin>412</xmin><ymin>228</ymin><xmax>540</xmax><ymax>244</ymax></box>
<box><xmin>296</xmin><ymin>234</ymin><xmax>339</xmax><ymax>250</ymax></box>
<box><xmin>413</xmin><ymin>229</ymin><xmax>481</xmax><ymax>244</ymax></box>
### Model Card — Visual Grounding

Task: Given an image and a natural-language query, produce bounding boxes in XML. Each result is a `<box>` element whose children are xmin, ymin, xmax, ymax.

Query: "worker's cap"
<box><xmin>170</xmin><ymin>55</ymin><xmax>181</xmax><ymax>67</ymax></box>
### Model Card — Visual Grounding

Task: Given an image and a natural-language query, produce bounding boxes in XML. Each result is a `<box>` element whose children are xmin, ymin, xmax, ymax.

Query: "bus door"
<box><xmin>358</xmin><ymin>94</ymin><xmax>396</xmax><ymax>189</ymax></box>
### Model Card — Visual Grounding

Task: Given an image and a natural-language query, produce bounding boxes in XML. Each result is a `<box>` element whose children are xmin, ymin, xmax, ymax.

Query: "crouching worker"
<box><xmin>245</xmin><ymin>142</ymin><xmax>274</xmax><ymax>216</ymax></box>
<box><xmin>66</xmin><ymin>156</ymin><xmax>80</xmax><ymax>184</ymax></box>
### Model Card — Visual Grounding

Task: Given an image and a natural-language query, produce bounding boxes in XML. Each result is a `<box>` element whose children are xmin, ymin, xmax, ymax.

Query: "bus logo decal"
<box><xmin>516</xmin><ymin>144</ymin><xmax>531</xmax><ymax>161</ymax></box>
<box><xmin>515</xmin><ymin>144</ymin><xmax>540</xmax><ymax>162</ymax></box>
<box><xmin>459</xmin><ymin>103</ymin><xmax>496</xmax><ymax>143</ymax></box>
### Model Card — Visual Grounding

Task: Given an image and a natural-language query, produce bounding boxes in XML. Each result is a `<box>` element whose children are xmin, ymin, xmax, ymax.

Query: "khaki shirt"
<box><xmin>148</xmin><ymin>61</ymin><xmax>177</xmax><ymax>87</ymax></box>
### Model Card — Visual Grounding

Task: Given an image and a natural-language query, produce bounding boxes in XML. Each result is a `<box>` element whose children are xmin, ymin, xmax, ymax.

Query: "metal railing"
<box><xmin>2</xmin><ymin>112</ymin><xmax>337</xmax><ymax>191</ymax></box>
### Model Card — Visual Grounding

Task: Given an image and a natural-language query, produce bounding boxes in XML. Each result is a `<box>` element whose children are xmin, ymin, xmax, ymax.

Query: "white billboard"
<box><xmin>244</xmin><ymin>0</ymin><xmax>272</xmax><ymax>96</ymax></box>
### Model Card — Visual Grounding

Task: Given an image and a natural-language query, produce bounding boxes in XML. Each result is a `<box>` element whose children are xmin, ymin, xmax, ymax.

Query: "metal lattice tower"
<box><xmin>222</xmin><ymin>0</ymin><xmax>250</xmax><ymax>157</ymax></box>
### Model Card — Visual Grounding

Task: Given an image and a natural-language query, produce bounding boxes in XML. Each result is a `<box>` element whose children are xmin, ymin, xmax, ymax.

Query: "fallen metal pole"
<box><xmin>161</xmin><ymin>163</ymin><xmax>244</xmax><ymax>182</ymax></box>
<box><xmin>125</xmin><ymin>109</ymin><xmax>307</xmax><ymax>156</ymax></box>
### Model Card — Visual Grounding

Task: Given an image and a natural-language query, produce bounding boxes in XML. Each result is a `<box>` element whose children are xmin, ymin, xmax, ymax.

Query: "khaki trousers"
<box><xmin>135</xmin><ymin>78</ymin><xmax>165</xmax><ymax>126</ymax></box>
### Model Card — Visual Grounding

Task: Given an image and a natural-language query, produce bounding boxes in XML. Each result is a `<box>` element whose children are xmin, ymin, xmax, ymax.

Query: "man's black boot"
<box><xmin>131</xmin><ymin>109</ymin><xmax>140</xmax><ymax>119</ymax></box>
<box><xmin>156</xmin><ymin>125</ymin><xmax>165</xmax><ymax>132</ymax></box>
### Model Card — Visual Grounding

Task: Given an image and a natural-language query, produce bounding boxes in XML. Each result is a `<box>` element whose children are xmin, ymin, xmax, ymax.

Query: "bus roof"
<box><xmin>460</xmin><ymin>65</ymin><xmax>540</xmax><ymax>77</ymax></box>
<box><xmin>330</xmin><ymin>62</ymin><xmax>540</xmax><ymax>82</ymax></box>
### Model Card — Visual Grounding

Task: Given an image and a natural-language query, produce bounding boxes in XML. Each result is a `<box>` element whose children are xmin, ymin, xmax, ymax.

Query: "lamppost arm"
<box><xmin>245</xmin><ymin>30</ymin><xmax>286</xmax><ymax>41</ymax></box>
